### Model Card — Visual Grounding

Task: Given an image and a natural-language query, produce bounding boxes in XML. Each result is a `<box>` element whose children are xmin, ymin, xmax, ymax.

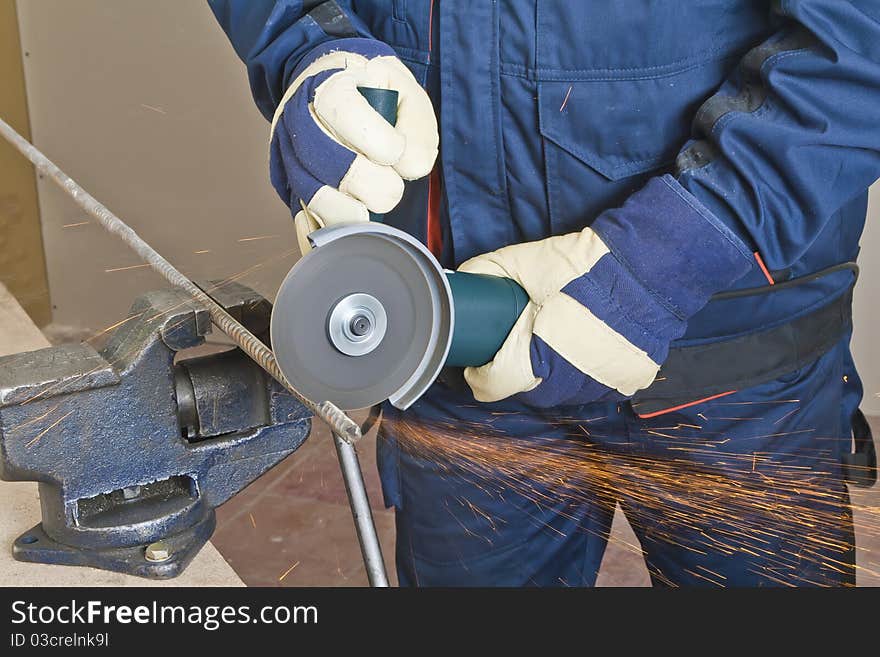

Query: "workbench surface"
<box><xmin>0</xmin><ymin>283</ymin><xmax>243</xmax><ymax>587</ymax></box>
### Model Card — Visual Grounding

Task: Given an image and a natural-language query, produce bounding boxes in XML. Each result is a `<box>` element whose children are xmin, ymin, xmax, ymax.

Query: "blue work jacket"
<box><xmin>209</xmin><ymin>1</ymin><xmax>880</xmax><ymax>344</ymax></box>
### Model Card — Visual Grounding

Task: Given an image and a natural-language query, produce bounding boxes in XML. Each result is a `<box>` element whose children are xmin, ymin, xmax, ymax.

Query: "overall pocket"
<box><xmin>537</xmin><ymin>55</ymin><xmax>739</xmax><ymax>233</ymax></box>
<box><xmin>533</xmin><ymin>0</ymin><xmax>759</xmax><ymax>233</ymax></box>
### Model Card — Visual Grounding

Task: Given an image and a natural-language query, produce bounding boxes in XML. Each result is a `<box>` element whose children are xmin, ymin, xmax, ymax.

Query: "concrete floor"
<box><xmin>212</xmin><ymin>416</ymin><xmax>879</xmax><ymax>587</ymax></box>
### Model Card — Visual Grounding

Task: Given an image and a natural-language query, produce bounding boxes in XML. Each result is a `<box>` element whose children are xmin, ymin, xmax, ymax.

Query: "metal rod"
<box><xmin>0</xmin><ymin>116</ymin><xmax>389</xmax><ymax>586</ymax></box>
<box><xmin>333</xmin><ymin>432</ymin><xmax>389</xmax><ymax>586</ymax></box>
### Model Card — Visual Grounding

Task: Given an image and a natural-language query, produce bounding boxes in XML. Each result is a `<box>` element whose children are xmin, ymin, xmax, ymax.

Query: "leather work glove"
<box><xmin>458</xmin><ymin>175</ymin><xmax>754</xmax><ymax>408</ymax></box>
<box><xmin>269</xmin><ymin>38</ymin><xmax>439</xmax><ymax>254</ymax></box>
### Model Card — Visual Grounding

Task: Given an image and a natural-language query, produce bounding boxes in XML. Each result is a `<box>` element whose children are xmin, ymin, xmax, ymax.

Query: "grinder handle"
<box><xmin>357</xmin><ymin>87</ymin><xmax>399</xmax><ymax>223</ymax></box>
<box><xmin>445</xmin><ymin>271</ymin><xmax>530</xmax><ymax>368</ymax></box>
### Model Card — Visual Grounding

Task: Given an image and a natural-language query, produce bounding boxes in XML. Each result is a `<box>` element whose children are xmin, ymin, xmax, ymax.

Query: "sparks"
<box><xmin>559</xmin><ymin>85</ymin><xmax>573</xmax><ymax>112</ymax></box>
<box><xmin>104</xmin><ymin>263</ymin><xmax>151</xmax><ymax>273</ymax></box>
<box><xmin>25</xmin><ymin>410</ymin><xmax>75</xmax><ymax>448</ymax></box>
<box><xmin>237</xmin><ymin>234</ymin><xmax>280</xmax><ymax>243</ymax></box>
<box><xmin>278</xmin><ymin>561</ymin><xmax>300</xmax><ymax>582</ymax></box>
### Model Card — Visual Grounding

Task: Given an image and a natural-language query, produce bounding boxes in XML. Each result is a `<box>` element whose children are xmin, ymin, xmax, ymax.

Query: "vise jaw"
<box><xmin>0</xmin><ymin>283</ymin><xmax>310</xmax><ymax>578</ymax></box>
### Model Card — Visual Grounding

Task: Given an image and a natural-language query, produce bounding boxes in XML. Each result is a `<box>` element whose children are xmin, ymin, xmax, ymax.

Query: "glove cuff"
<box><xmin>289</xmin><ymin>38</ymin><xmax>396</xmax><ymax>85</ymax></box>
<box><xmin>590</xmin><ymin>174</ymin><xmax>753</xmax><ymax>319</ymax></box>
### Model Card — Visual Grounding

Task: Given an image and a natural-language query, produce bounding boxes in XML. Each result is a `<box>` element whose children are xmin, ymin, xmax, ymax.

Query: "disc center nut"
<box><xmin>349</xmin><ymin>314</ymin><xmax>372</xmax><ymax>337</ymax></box>
<box><xmin>327</xmin><ymin>293</ymin><xmax>388</xmax><ymax>357</ymax></box>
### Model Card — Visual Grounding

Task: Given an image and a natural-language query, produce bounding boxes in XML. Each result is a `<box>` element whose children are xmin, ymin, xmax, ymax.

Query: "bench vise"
<box><xmin>0</xmin><ymin>282</ymin><xmax>310</xmax><ymax>578</ymax></box>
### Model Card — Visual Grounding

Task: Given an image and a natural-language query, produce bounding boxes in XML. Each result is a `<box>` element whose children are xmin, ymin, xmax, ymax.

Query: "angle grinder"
<box><xmin>270</xmin><ymin>88</ymin><xmax>528</xmax><ymax>411</ymax></box>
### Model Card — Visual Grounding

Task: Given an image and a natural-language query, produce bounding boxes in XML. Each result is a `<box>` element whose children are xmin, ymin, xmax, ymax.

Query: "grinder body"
<box><xmin>445</xmin><ymin>270</ymin><xmax>529</xmax><ymax>367</ymax></box>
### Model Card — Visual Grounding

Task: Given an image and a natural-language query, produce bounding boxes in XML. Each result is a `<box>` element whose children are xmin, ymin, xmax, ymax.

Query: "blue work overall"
<box><xmin>211</xmin><ymin>0</ymin><xmax>880</xmax><ymax>586</ymax></box>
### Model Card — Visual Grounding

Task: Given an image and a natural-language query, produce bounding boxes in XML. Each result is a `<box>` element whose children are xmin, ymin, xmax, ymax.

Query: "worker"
<box><xmin>209</xmin><ymin>1</ymin><xmax>880</xmax><ymax>586</ymax></box>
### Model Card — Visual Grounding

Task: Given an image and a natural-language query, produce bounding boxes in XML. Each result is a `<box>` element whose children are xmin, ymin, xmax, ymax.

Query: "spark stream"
<box><xmin>387</xmin><ymin>415</ymin><xmax>880</xmax><ymax>587</ymax></box>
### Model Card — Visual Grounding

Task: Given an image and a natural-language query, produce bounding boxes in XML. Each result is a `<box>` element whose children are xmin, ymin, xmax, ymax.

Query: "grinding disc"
<box><xmin>271</xmin><ymin>224</ymin><xmax>453</xmax><ymax>411</ymax></box>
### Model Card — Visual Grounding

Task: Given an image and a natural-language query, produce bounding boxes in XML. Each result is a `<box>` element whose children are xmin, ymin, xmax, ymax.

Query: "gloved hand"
<box><xmin>458</xmin><ymin>175</ymin><xmax>754</xmax><ymax>408</ymax></box>
<box><xmin>269</xmin><ymin>38</ymin><xmax>439</xmax><ymax>254</ymax></box>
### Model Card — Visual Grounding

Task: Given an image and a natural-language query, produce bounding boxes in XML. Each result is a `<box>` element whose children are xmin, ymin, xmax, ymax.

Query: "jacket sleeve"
<box><xmin>675</xmin><ymin>0</ymin><xmax>880</xmax><ymax>270</ymax></box>
<box><xmin>207</xmin><ymin>1</ymin><xmax>374</xmax><ymax>121</ymax></box>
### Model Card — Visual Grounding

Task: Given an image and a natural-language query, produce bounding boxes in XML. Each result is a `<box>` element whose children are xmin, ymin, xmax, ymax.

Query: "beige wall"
<box><xmin>0</xmin><ymin>0</ymin><xmax>50</xmax><ymax>325</ymax></box>
<box><xmin>16</xmin><ymin>0</ymin><xmax>296</xmax><ymax>334</ymax></box>
<box><xmin>13</xmin><ymin>1</ymin><xmax>880</xmax><ymax>411</ymax></box>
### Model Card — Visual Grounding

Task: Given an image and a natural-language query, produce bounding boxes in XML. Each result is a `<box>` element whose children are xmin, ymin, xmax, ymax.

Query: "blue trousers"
<box><xmin>377</xmin><ymin>337</ymin><xmax>859</xmax><ymax>586</ymax></box>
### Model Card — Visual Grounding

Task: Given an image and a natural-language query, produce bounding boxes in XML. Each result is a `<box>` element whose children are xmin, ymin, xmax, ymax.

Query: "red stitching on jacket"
<box><xmin>754</xmin><ymin>251</ymin><xmax>775</xmax><ymax>285</ymax></box>
<box><xmin>636</xmin><ymin>390</ymin><xmax>737</xmax><ymax>419</ymax></box>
